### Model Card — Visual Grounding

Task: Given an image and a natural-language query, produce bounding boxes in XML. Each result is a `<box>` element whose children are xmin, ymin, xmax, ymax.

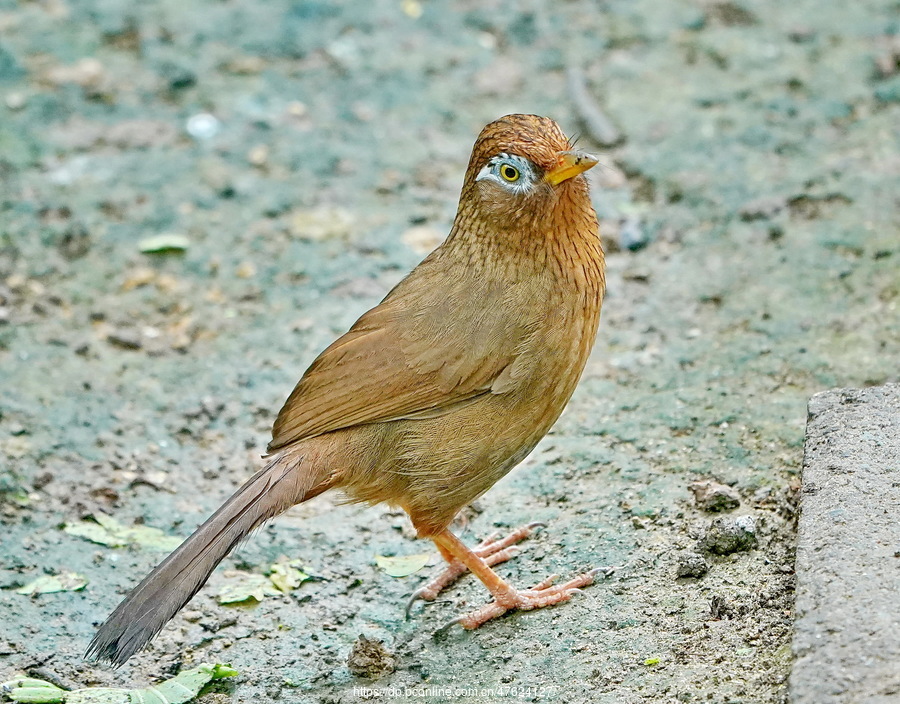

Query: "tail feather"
<box><xmin>86</xmin><ymin>453</ymin><xmax>326</xmax><ymax>666</ymax></box>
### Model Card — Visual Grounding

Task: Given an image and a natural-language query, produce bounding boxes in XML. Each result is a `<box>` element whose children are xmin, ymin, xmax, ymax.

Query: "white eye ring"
<box><xmin>475</xmin><ymin>154</ymin><xmax>534</xmax><ymax>193</ymax></box>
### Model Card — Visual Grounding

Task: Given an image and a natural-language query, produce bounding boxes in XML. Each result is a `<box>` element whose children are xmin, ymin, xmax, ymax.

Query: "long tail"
<box><xmin>86</xmin><ymin>452</ymin><xmax>330</xmax><ymax>666</ymax></box>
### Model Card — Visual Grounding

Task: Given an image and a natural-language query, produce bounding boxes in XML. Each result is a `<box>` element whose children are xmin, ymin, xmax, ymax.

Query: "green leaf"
<box><xmin>15</xmin><ymin>572</ymin><xmax>88</xmax><ymax>596</ymax></box>
<box><xmin>375</xmin><ymin>553</ymin><xmax>431</xmax><ymax>577</ymax></box>
<box><xmin>64</xmin><ymin>514</ymin><xmax>183</xmax><ymax>551</ymax></box>
<box><xmin>1</xmin><ymin>663</ymin><xmax>238</xmax><ymax>704</ymax></box>
<box><xmin>0</xmin><ymin>676</ymin><xmax>66</xmax><ymax>703</ymax></box>
<box><xmin>217</xmin><ymin>573</ymin><xmax>281</xmax><ymax>604</ymax></box>
<box><xmin>138</xmin><ymin>234</ymin><xmax>190</xmax><ymax>254</ymax></box>
<box><xmin>268</xmin><ymin>559</ymin><xmax>311</xmax><ymax>593</ymax></box>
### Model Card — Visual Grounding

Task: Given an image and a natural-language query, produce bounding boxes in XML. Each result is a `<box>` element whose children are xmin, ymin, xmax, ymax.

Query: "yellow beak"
<box><xmin>544</xmin><ymin>150</ymin><xmax>599</xmax><ymax>186</ymax></box>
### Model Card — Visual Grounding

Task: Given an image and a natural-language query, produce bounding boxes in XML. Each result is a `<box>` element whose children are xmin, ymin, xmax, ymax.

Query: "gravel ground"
<box><xmin>1</xmin><ymin>1</ymin><xmax>897</xmax><ymax>703</ymax></box>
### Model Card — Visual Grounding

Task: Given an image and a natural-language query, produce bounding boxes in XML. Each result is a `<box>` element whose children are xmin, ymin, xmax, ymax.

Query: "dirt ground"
<box><xmin>1</xmin><ymin>1</ymin><xmax>898</xmax><ymax>702</ymax></box>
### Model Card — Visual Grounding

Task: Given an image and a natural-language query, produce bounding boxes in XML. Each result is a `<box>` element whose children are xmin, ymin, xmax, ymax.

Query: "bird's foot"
<box><xmin>406</xmin><ymin>522</ymin><xmax>544</xmax><ymax>616</ymax></box>
<box><xmin>451</xmin><ymin>568</ymin><xmax>602</xmax><ymax>630</ymax></box>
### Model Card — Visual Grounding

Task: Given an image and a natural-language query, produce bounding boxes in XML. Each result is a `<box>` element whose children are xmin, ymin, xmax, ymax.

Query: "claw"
<box><xmin>405</xmin><ymin>590</ymin><xmax>424</xmax><ymax>619</ymax></box>
<box><xmin>476</xmin><ymin>531</ymin><xmax>501</xmax><ymax>547</ymax></box>
<box><xmin>432</xmin><ymin>614</ymin><xmax>464</xmax><ymax>638</ymax></box>
<box><xmin>531</xmin><ymin>574</ymin><xmax>559</xmax><ymax>591</ymax></box>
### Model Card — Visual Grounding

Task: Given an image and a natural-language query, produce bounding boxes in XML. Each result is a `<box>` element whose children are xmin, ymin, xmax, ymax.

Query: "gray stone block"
<box><xmin>790</xmin><ymin>383</ymin><xmax>900</xmax><ymax>704</ymax></box>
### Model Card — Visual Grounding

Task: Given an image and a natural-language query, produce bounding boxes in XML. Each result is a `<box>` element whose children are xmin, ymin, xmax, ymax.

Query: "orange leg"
<box><xmin>423</xmin><ymin>527</ymin><xmax>602</xmax><ymax>629</ymax></box>
<box><xmin>406</xmin><ymin>523</ymin><xmax>542</xmax><ymax>616</ymax></box>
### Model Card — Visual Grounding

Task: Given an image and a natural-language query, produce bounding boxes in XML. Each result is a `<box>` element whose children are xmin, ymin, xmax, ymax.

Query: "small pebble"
<box><xmin>738</xmin><ymin>196</ymin><xmax>786</xmax><ymax>221</ymax></box>
<box><xmin>676</xmin><ymin>551</ymin><xmax>709</xmax><ymax>578</ymax></box>
<box><xmin>702</xmin><ymin>515</ymin><xmax>758</xmax><ymax>555</ymax></box>
<box><xmin>4</xmin><ymin>91</ymin><xmax>26</xmax><ymax>110</ymax></box>
<box><xmin>247</xmin><ymin>144</ymin><xmax>269</xmax><ymax>167</ymax></box>
<box><xmin>186</xmin><ymin>113</ymin><xmax>221</xmax><ymax>140</ymax></box>
<box><xmin>106</xmin><ymin>329</ymin><xmax>143</xmax><ymax>350</ymax></box>
<box><xmin>287</xmin><ymin>101</ymin><xmax>308</xmax><ymax>118</ymax></box>
<box><xmin>689</xmin><ymin>480</ymin><xmax>741</xmax><ymax>512</ymax></box>
<box><xmin>347</xmin><ymin>635</ymin><xmax>395</xmax><ymax>679</ymax></box>
<box><xmin>619</xmin><ymin>216</ymin><xmax>649</xmax><ymax>251</ymax></box>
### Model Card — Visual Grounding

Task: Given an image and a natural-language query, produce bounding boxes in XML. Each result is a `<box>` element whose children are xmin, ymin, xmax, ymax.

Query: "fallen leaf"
<box><xmin>375</xmin><ymin>553</ymin><xmax>431</xmax><ymax>577</ymax></box>
<box><xmin>2</xmin><ymin>663</ymin><xmax>237</xmax><ymax>704</ymax></box>
<box><xmin>64</xmin><ymin>513</ymin><xmax>183</xmax><ymax>551</ymax></box>
<box><xmin>217</xmin><ymin>573</ymin><xmax>281</xmax><ymax>604</ymax></box>
<box><xmin>16</xmin><ymin>572</ymin><xmax>87</xmax><ymax>595</ymax></box>
<box><xmin>268</xmin><ymin>559</ymin><xmax>311</xmax><ymax>593</ymax></box>
<box><xmin>139</xmin><ymin>234</ymin><xmax>190</xmax><ymax>253</ymax></box>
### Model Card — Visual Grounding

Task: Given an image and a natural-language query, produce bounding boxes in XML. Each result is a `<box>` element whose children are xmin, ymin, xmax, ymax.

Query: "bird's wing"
<box><xmin>267</xmin><ymin>266</ymin><xmax>540</xmax><ymax>453</ymax></box>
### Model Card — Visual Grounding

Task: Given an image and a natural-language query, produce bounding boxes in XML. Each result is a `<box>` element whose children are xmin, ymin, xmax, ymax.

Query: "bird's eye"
<box><xmin>499</xmin><ymin>164</ymin><xmax>520</xmax><ymax>182</ymax></box>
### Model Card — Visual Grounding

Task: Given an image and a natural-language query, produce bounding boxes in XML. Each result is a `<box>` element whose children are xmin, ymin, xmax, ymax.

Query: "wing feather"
<box><xmin>267</xmin><ymin>260</ymin><xmax>541</xmax><ymax>452</ymax></box>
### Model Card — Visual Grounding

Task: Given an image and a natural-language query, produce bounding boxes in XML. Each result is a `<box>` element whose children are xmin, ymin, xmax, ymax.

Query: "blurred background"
<box><xmin>0</xmin><ymin>1</ymin><xmax>897</xmax><ymax>702</ymax></box>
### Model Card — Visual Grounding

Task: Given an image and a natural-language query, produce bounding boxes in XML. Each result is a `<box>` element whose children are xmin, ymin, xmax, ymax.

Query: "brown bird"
<box><xmin>87</xmin><ymin>114</ymin><xmax>606</xmax><ymax>666</ymax></box>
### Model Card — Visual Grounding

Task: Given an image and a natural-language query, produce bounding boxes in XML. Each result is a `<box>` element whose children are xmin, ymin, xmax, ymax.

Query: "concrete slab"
<box><xmin>791</xmin><ymin>384</ymin><xmax>900</xmax><ymax>704</ymax></box>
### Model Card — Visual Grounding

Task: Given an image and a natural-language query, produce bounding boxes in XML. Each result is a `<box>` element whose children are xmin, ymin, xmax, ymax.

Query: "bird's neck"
<box><xmin>443</xmin><ymin>185</ymin><xmax>606</xmax><ymax>302</ymax></box>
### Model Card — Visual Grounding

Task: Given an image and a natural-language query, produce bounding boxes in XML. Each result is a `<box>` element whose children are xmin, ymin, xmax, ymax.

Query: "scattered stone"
<box><xmin>401</xmin><ymin>0</ymin><xmax>423</xmax><ymax>19</ymax></box>
<box><xmin>105</xmin><ymin>120</ymin><xmax>180</xmax><ymax>149</ymax></box>
<box><xmin>157</xmin><ymin>60</ymin><xmax>196</xmax><ymax>91</ymax></box>
<box><xmin>787</xmin><ymin>192</ymin><xmax>852</xmax><ymax>220</ymax></box>
<box><xmin>619</xmin><ymin>216</ymin><xmax>649</xmax><ymax>251</ymax></box>
<box><xmin>676</xmin><ymin>551</ymin><xmax>709</xmax><ymax>578</ymax></box>
<box><xmin>787</xmin><ymin>25</ymin><xmax>817</xmax><ymax>43</ymax></box>
<box><xmin>106</xmin><ymin>329</ymin><xmax>143</xmax><ymax>350</ymax></box>
<box><xmin>738</xmin><ymin>196</ymin><xmax>786</xmax><ymax>221</ymax></box>
<box><xmin>45</xmin><ymin>57</ymin><xmax>106</xmax><ymax>88</ymax></box>
<box><xmin>235</xmin><ymin>262</ymin><xmax>257</xmax><ymax>279</ymax></box>
<box><xmin>58</xmin><ymin>223</ymin><xmax>91</xmax><ymax>260</ymax></box>
<box><xmin>873</xmin><ymin>34</ymin><xmax>900</xmax><ymax>79</ymax></box>
<box><xmin>689</xmin><ymin>480</ymin><xmax>741</xmax><ymax>512</ymax></box>
<box><xmin>2</xmin><ymin>436</ymin><xmax>32</xmax><ymax>459</ymax></box>
<box><xmin>286</xmin><ymin>101</ymin><xmax>308</xmax><ymax>118</ymax></box>
<box><xmin>347</xmin><ymin>635</ymin><xmax>395</xmax><ymax>679</ymax></box>
<box><xmin>50</xmin><ymin>118</ymin><xmax>180</xmax><ymax>151</ymax></box>
<box><xmin>622</xmin><ymin>267</ymin><xmax>651</xmax><ymax>283</ymax></box>
<box><xmin>702</xmin><ymin>515</ymin><xmax>757</xmax><ymax>554</ymax></box>
<box><xmin>247</xmin><ymin>144</ymin><xmax>269</xmax><ymax>167</ymax></box>
<box><xmin>706</xmin><ymin>2</ymin><xmax>758</xmax><ymax>26</ymax></box>
<box><xmin>288</xmin><ymin>207</ymin><xmax>355</xmax><ymax>241</ymax></box>
<box><xmin>8</xmin><ymin>422</ymin><xmax>27</xmax><ymax>436</ymax></box>
<box><xmin>326</xmin><ymin>35</ymin><xmax>363</xmax><ymax>71</ymax></box>
<box><xmin>224</xmin><ymin>55</ymin><xmax>266</xmax><ymax>75</ymax></box>
<box><xmin>708</xmin><ymin>594</ymin><xmax>746</xmax><ymax>620</ymax></box>
<box><xmin>186</xmin><ymin>113</ymin><xmax>221</xmax><ymax>140</ymax></box>
<box><xmin>4</xmin><ymin>91</ymin><xmax>26</xmax><ymax>110</ymax></box>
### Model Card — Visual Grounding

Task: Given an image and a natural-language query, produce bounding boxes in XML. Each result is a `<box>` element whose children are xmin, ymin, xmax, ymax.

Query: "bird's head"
<box><xmin>460</xmin><ymin>114</ymin><xmax>598</xmax><ymax>230</ymax></box>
